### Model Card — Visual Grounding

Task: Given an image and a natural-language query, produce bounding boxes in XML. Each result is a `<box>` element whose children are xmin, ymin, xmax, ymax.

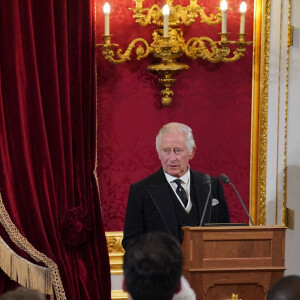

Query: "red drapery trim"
<box><xmin>0</xmin><ymin>1</ymin><xmax>111</xmax><ymax>299</ymax></box>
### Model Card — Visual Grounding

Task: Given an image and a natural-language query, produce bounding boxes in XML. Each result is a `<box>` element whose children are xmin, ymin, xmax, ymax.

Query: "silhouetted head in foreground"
<box><xmin>123</xmin><ymin>231</ymin><xmax>183</xmax><ymax>300</ymax></box>
<box><xmin>267</xmin><ymin>275</ymin><xmax>300</xmax><ymax>300</ymax></box>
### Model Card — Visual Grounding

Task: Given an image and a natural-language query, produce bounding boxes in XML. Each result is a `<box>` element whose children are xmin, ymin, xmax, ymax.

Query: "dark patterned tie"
<box><xmin>174</xmin><ymin>179</ymin><xmax>188</xmax><ymax>207</ymax></box>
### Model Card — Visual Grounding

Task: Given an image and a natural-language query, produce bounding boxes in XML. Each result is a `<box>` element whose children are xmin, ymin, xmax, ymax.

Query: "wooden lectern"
<box><xmin>181</xmin><ymin>226</ymin><xmax>286</xmax><ymax>300</ymax></box>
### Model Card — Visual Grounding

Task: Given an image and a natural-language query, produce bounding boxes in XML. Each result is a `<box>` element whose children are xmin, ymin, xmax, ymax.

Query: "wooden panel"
<box><xmin>202</xmin><ymin>257</ymin><xmax>273</xmax><ymax>269</ymax></box>
<box><xmin>181</xmin><ymin>226</ymin><xmax>286</xmax><ymax>300</ymax></box>
<box><xmin>203</xmin><ymin>239</ymin><xmax>272</xmax><ymax>258</ymax></box>
<box><xmin>202</xmin><ymin>231</ymin><xmax>273</xmax><ymax>240</ymax></box>
<box><xmin>206</xmin><ymin>283</ymin><xmax>265</xmax><ymax>300</ymax></box>
<box><xmin>185</xmin><ymin>270</ymin><xmax>284</xmax><ymax>300</ymax></box>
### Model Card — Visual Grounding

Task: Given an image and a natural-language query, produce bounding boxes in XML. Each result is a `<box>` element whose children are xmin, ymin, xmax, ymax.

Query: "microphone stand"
<box><xmin>199</xmin><ymin>176</ymin><xmax>212</xmax><ymax>227</ymax></box>
<box><xmin>228</xmin><ymin>181</ymin><xmax>254</xmax><ymax>225</ymax></box>
<box><xmin>219</xmin><ymin>174</ymin><xmax>254</xmax><ymax>226</ymax></box>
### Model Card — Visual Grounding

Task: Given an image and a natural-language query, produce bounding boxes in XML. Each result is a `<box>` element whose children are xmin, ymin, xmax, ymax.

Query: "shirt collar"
<box><xmin>164</xmin><ymin>169</ymin><xmax>190</xmax><ymax>184</ymax></box>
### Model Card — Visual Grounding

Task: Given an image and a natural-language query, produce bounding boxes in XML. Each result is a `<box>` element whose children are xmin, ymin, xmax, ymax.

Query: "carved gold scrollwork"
<box><xmin>97</xmin><ymin>0</ymin><xmax>252</xmax><ymax>106</ymax></box>
<box><xmin>98</xmin><ymin>36</ymin><xmax>151</xmax><ymax>64</ymax></box>
<box><xmin>105</xmin><ymin>232</ymin><xmax>125</xmax><ymax>275</ymax></box>
<box><xmin>230</xmin><ymin>293</ymin><xmax>242</xmax><ymax>300</ymax></box>
<box><xmin>131</xmin><ymin>0</ymin><xmax>222</xmax><ymax>27</ymax></box>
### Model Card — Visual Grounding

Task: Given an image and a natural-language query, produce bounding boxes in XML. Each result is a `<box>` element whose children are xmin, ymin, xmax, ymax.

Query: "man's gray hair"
<box><xmin>156</xmin><ymin>122</ymin><xmax>196</xmax><ymax>155</ymax></box>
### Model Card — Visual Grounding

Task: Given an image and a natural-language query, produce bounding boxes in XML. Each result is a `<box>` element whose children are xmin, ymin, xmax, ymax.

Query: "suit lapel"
<box><xmin>145</xmin><ymin>168</ymin><xmax>178</xmax><ymax>235</ymax></box>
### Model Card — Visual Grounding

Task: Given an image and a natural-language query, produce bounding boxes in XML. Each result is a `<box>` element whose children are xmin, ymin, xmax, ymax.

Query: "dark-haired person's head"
<box><xmin>267</xmin><ymin>275</ymin><xmax>300</xmax><ymax>300</ymax></box>
<box><xmin>123</xmin><ymin>232</ymin><xmax>183</xmax><ymax>300</ymax></box>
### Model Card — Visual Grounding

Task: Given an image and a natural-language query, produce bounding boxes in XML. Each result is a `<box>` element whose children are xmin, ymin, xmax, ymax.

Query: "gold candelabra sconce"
<box><xmin>97</xmin><ymin>0</ymin><xmax>252</xmax><ymax>106</ymax></box>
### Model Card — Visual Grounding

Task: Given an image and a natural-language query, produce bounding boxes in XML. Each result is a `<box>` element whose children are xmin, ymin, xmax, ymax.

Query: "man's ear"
<box><xmin>189</xmin><ymin>146</ymin><xmax>196</xmax><ymax>160</ymax></box>
<box><xmin>122</xmin><ymin>278</ymin><xmax>128</xmax><ymax>292</ymax></box>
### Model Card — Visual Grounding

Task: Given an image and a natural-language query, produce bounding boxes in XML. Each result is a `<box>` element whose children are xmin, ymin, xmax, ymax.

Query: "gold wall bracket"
<box><xmin>97</xmin><ymin>1</ymin><xmax>252</xmax><ymax>106</ymax></box>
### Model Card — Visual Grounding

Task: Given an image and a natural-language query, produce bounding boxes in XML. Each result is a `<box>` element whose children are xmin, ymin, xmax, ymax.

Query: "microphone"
<box><xmin>199</xmin><ymin>174</ymin><xmax>212</xmax><ymax>227</ymax></box>
<box><xmin>219</xmin><ymin>174</ymin><xmax>254</xmax><ymax>225</ymax></box>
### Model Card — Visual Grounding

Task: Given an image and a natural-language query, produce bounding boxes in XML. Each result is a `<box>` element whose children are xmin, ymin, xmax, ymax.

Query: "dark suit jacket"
<box><xmin>122</xmin><ymin>168</ymin><xmax>230</xmax><ymax>250</ymax></box>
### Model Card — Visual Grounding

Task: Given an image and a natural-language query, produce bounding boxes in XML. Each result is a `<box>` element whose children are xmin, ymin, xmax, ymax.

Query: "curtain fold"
<box><xmin>0</xmin><ymin>1</ymin><xmax>111</xmax><ymax>299</ymax></box>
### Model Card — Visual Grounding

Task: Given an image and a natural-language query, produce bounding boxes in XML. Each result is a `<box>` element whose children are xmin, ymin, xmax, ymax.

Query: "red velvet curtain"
<box><xmin>96</xmin><ymin>0</ymin><xmax>254</xmax><ymax>231</ymax></box>
<box><xmin>0</xmin><ymin>1</ymin><xmax>110</xmax><ymax>299</ymax></box>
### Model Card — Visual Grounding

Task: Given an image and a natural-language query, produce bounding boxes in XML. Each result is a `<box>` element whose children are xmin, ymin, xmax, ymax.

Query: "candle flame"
<box><xmin>220</xmin><ymin>0</ymin><xmax>228</xmax><ymax>11</ymax></box>
<box><xmin>162</xmin><ymin>4</ymin><xmax>170</xmax><ymax>16</ymax></box>
<box><xmin>103</xmin><ymin>2</ymin><xmax>110</xmax><ymax>14</ymax></box>
<box><xmin>240</xmin><ymin>1</ymin><xmax>247</xmax><ymax>13</ymax></box>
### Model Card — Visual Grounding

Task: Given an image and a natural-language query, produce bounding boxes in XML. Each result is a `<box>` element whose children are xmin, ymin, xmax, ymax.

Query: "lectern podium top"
<box><xmin>182</xmin><ymin>225</ymin><xmax>286</xmax><ymax>232</ymax></box>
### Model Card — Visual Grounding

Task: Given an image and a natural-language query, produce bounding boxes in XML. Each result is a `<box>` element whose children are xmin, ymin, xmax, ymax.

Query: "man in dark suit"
<box><xmin>122</xmin><ymin>122</ymin><xmax>230</xmax><ymax>250</ymax></box>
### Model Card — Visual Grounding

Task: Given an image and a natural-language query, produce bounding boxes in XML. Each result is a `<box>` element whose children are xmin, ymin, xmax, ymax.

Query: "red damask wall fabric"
<box><xmin>96</xmin><ymin>0</ymin><xmax>254</xmax><ymax>231</ymax></box>
<box><xmin>0</xmin><ymin>1</ymin><xmax>110</xmax><ymax>299</ymax></box>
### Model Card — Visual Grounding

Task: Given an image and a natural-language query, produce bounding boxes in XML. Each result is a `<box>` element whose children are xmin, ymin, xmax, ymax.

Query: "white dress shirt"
<box><xmin>164</xmin><ymin>170</ymin><xmax>192</xmax><ymax>213</ymax></box>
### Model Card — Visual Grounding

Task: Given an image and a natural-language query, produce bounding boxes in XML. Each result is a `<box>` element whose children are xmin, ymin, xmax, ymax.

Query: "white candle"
<box><xmin>239</xmin><ymin>2</ymin><xmax>247</xmax><ymax>34</ymax></box>
<box><xmin>103</xmin><ymin>3</ymin><xmax>110</xmax><ymax>35</ymax></box>
<box><xmin>220</xmin><ymin>0</ymin><xmax>228</xmax><ymax>34</ymax></box>
<box><xmin>162</xmin><ymin>4</ymin><xmax>170</xmax><ymax>38</ymax></box>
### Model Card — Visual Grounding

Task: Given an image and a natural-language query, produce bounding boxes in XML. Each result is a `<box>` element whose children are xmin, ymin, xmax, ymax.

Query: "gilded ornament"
<box><xmin>97</xmin><ymin>0</ymin><xmax>252</xmax><ymax>106</ymax></box>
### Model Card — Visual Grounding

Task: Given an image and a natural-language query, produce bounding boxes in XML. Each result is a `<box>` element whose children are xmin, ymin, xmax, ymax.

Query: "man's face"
<box><xmin>159</xmin><ymin>132</ymin><xmax>195</xmax><ymax>178</ymax></box>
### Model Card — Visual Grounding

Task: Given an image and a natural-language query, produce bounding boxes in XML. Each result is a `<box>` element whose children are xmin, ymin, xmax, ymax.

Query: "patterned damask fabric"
<box><xmin>95</xmin><ymin>0</ymin><xmax>254</xmax><ymax>231</ymax></box>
